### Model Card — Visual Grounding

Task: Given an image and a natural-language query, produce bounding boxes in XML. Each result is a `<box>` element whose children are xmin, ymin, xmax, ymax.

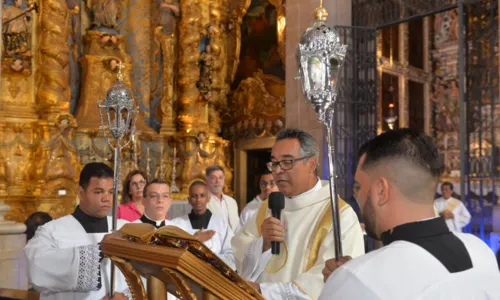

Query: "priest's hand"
<box><xmin>246</xmin><ymin>281</ymin><xmax>261</xmax><ymax>293</ymax></box>
<box><xmin>194</xmin><ymin>229</ymin><xmax>216</xmax><ymax>242</ymax></box>
<box><xmin>440</xmin><ymin>210</ymin><xmax>454</xmax><ymax>220</ymax></box>
<box><xmin>261</xmin><ymin>217</ymin><xmax>284</xmax><ymax>252</ymax></box>
<box><xmin>322</xmin><ymin>256</ymin><xmax>352</xmax><ymax>282</ymax></box>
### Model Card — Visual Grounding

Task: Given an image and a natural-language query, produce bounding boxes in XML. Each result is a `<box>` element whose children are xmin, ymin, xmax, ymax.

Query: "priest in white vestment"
<box><xmin>236</xmin><ymin>169</ymin><xmax>279</xmax><ymax>233</ymax></box>
<box><xmin>171</xmin><ymin>181</ymin><xmax>236</xmax><ymax>269</ymax></box>
<box><xmin>435</xmin><ymin>181</ymin><xmax>471</xmax><ymax>232</ymax></box>
<box><xmin>24</xmin><ymin>163</ymin><xmax>130</xmax><ymax>300</ymax></box>
<box><xmin>205</xmin><ymin>165</ymin><xmax>240</xmax><ymax>232</ymax></box>
<box><xmin>321</xmin><ymin>129</ymin><xmax>500</xmax><ymax>299</ymax></box>
<box><xmin>232</xmin><ymin>129</ymin><xmax>364</xmax><ymax>300</ymax></box>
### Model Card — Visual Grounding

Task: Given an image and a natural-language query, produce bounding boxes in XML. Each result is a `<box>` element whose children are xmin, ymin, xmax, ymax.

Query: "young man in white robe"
<box><xmin>232</xmin><ymin>128</ymin><xmax>365</xmax><ymax>300</ymax></box>
<box><xmin>136</xmin><ymin>179</ymin><xmax>214</xmax><ymax>241</ymax></box>
<box><xmin>135</xmin><ymin>179</ymin><xmax>214</xmax><ymax>300</ymax></box>
<box><xmin>205</xmin><ymin>165</ymin><xmax>240</xmax><ymax>232</ymax></box>
<box><xmin>24</xmin><ymin>162</ymin><xmax>130</xmax><ymax>300</ymax></box>
<box><xmin>171</xmin><ymin>181</ymin><xmax>236</xmax><ymax>270</ymax></box>
<box><xmin>236</xmin><ymin>170</ymin><xmax>279</xmax><ymax>233</ymax></box>
<box><xmin>435</xmin><ymin>181</ymin><xmax>471</xmax><ymax>232</ymax></box>
<box><xmin>321</xmin><ymin>129</ymin><xmax>500</xmax><ymax>299</ymax></box>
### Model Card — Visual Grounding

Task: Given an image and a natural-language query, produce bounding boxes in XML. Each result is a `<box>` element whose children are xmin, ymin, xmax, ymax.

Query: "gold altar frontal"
<box><xmin>0</xmin><ymin>0</ymin><xmax>286</xmax><ymax>222</ymax></box>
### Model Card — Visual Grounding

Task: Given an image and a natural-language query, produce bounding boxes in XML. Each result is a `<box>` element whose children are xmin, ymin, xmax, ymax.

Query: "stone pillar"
<box><xmin>285</xmin><ymin>0</ymin><xmax>352</xmax><ymax>176</ymax></box>
<box><xmin>0</xmin><ymin>201</ymin><xmax>28</xmax><ymax>289</ymax></box>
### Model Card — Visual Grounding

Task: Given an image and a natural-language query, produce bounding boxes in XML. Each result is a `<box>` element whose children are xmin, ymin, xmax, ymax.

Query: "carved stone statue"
<box><xmin>154</xmin><ymin>0</ymin><xmax>180</xmax><ymax>35</ymax></box>
<box><xmin>151</xmin><ymin>0</ymin><xmax>180</xmax><ymax>134</ymax></box>
<box><xmin>197</xmin><ymin>42</ymin><xmax>214</xmax><ymax>101</ymax></box>
<box><xmin>2</xmin><ymin>0</ymin><xmax>31</xmax><ymax>56</ymax></box>
<box><xmin>91</xmin><ymin>0</ymin><xmax>120</xmax><ymax>31</ymax></box>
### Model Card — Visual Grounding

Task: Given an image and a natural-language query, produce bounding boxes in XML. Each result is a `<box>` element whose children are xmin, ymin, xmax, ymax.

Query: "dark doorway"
<box><xmin>246</xmin><ymin>149</ymin><xmax>272</xmax><ymax>204</ymax></box>
<box><xmin>408</xmin><ymin>80</ymin><xmax>425</xmax><ymax>131</ymax></box>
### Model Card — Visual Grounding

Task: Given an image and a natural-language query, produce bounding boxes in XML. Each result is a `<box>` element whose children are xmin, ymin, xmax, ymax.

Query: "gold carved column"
<box><xmin>177</xmin><ymin>0</ymin><xmax>202</xmax><ymax>133</ymax></box>
<box><xmin>36</xmin><ymin>0</ymin><xmax>78</xmax><ymax>120</ymax></box>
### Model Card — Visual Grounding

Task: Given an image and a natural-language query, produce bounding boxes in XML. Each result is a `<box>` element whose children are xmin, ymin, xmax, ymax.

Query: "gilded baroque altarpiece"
<box><xmin>0</xmin><ymin>0</ymin><xmax>286</xmax><ymax>222</ymax></box>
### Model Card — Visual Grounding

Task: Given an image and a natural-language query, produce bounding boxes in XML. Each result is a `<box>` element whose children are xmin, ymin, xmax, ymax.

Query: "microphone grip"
<box><xmin>271</xmin><ymin>210</ymin><xmax>281</xmax><ymax>255</ymax></box>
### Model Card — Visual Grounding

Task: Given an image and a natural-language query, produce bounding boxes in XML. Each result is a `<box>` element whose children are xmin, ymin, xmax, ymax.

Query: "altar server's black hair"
<box><xmin>79</xmin><ymin>162</ymin><xmax>114</xmax><ymax>189</ymax></box>
<box><xmin>358</xmin><ymin>128</ymin><xmax>441</xmax><ymax>179</ymax></box>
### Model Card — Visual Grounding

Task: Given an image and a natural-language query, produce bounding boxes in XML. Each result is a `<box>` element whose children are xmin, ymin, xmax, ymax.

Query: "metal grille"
<box><xmin>464</xmin><ymin>0</ymin><xmax>499</xmax><ymax>241</ymax></box>
<box><xmin>331</xmin><ymin>26</ymin><xmax>378</xmax><ymax>200</ymax></box>
<box><xmin>353</xmin><ymin>0</ymin><xmax>457</xmax><ymax>28</ymax></box>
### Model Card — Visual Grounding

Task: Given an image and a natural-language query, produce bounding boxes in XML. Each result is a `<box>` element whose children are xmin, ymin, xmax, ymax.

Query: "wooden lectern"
<box><xmin>101</xmin><ymin>224</ymin><xmax>264</xmax><ymax>300</ymax></box>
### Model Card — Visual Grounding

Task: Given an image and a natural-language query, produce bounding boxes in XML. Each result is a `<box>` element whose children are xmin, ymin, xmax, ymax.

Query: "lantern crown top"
<box><xmin>104</xmin><ymin>82</ymin><xmax>134</xmax><ymax>109</ymax></box>
<box><xmin>313</xmin><ymin>0</ymin><xmax>328</xmax><ymax>21</ymax></box>
<box><xmin>103</xmin><ymin>61</ymin><xmax>134</xmax><ymax>109</ymax></box>
<box><xmin>297</xmin><ymin>22</ymin><xmax>345</xmax><ymax>57</ymax></box>
<box><xmin>314</xmin><ymin>7</ymin><xmax>328</xmax><ymax>21</ymax></box>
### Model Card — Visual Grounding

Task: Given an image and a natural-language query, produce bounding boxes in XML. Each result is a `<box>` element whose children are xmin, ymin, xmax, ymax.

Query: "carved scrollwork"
<box><xmin>109</xmin><ymin>256</ymin><xmax>148</xmax><ymax>300</ymax></box>
<box><xmin>268</xmin><ymin>0</ymin><xmax>286</xmax><ymax>66</ymax></box>
<box><xmin>222</xmin><ymin>71</ymin><xmax>285</xmax><ymax>140</ymax></box>
<box><xmin>154</xmin><ymin>267</ymin><xmax>197</xmax><ymax>300</ymax></box>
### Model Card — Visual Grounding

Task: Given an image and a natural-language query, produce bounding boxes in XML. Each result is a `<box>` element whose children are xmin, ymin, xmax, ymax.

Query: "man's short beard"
<box><xmin>361</xmin><ymin>193</ymin><xmax>380</xmax><ymax>240</ymax></box>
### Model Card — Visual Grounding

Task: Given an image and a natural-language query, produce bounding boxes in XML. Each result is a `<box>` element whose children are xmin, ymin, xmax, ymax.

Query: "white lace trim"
<box><xmin>76</xmin><ymin>244</ymin><xmax>101</xmax><ymax>291</ymax></box>
<box><xmin>284</xmin><ymin>284</ymin><xmax>294</xmax><ymax>300</ymax></box>
<box><xmin>121</xmin><ymin>288</ymin><xmax>132</xmax><ymax>300</ymax></box>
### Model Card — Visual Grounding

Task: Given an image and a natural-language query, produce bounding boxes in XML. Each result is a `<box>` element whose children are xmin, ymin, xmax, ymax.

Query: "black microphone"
<box><xmin>268</xmin><ymin>192</ymin><xmax>285</xmax><ymax>255</ymax></box>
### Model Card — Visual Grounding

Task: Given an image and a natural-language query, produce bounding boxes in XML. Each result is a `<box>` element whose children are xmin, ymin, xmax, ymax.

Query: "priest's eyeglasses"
<box><xmin>268</xmin><ymin>156</ymin><xmax>312</xmax><ymax>171</ymax></box>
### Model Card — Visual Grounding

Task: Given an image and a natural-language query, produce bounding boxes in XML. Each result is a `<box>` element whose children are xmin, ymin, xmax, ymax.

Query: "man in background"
<box><xmin>206</xmin><ymin>165</ymin><xmax>240</xmax><ymax>232</ymax></box>
<box><xmin>435</xmin><ymin>181</ymin><xmax>471</xmax><ymax>232</ymax></box>
<box><xmin>237</xmin><ymin>169</ymin><xmax>279</xmax><ymax>233</ymax></box>
<box><xmin>171</xmin><ymin>181</ymin><xmax>235</xmax><ymax>269</ymax></box>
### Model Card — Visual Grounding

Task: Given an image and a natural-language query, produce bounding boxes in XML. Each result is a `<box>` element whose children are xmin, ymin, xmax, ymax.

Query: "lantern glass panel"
<box><xmin>308</xmin><ymin>56</ymin><xmax>325</xmax><ymax>90</ymax></box>
<box><xmin>329</xmin><ymin>56</ymin><xmax>340</xmax><ymax>87</ymax></box>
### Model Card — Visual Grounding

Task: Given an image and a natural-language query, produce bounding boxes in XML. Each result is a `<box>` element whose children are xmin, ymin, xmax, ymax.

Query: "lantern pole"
<box><xmin>98</xmin><ymin>62</ymin><xmax>139</xmax><ymax>295</ymax></box>
<box><xmin>296</xmin><ymin>3</ymin><xmax>347</xmax><ymax>260</ymax></box>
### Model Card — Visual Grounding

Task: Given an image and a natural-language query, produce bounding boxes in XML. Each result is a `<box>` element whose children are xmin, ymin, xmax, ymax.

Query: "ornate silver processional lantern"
<box><xmin>97</xmin><ymin>62</ymin><xmax>138</xmax><ymax>295</ymax></box>
<box><xmin>296</xmin><ymin>3</ymin><xmax>347</xmax><ymax>260</ymax></box>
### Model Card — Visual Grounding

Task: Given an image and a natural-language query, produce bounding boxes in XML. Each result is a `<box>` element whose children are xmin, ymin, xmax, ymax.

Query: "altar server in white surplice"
<box><xmin>205</xmin><ymin>165</ymin><xmax>240</xmax><ymax>232</ymax></box>
<box><xmin>24</xmin><ymin>163</ymin><xmax>130</xmax><ymax>300</ymax></box>
<box><xmin>136</xmin><ymin>179</ymin><xmax>174</xmax><ymax>229</ymax></box>
<box><xmin>232</xmin><ymin>129</ymin><xmax>364</xmax><ymax>300</ymax></box>
<box><xmin>320</xmin><ymin>129</ymin><xmax>500</xmax><ymax>300</ymax></box>
<box><xmin>435</xmin><ymin>181</ymin><xmax>471</xmax><ymax>232</ymax></box>
<box><xmin>136</xmin><ymin>179</ymin><xmax>213</xmax><ymax>240</ymax></box>
<box><xmin>171</xmin><ymin>181</ymin><xmax>236</xmax><ymax>269</ymax></box>
<box><xmin>236</xmin><ymin>170</ymin><xmax>279</xmax><ymax>233</ymax></box>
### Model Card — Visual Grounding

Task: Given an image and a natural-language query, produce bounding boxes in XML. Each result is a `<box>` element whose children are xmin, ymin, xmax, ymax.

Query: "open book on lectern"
<box><xmin>118</xmin><ymin>223</ymin><xmax>239</xmax><ymax>282</ymax></box>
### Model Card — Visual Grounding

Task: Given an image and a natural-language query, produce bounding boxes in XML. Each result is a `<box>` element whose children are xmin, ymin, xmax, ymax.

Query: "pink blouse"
<box><xmin>117</xmin><ymin>202</ymin><xmax>142</xmax><ymax>222</ymax></box>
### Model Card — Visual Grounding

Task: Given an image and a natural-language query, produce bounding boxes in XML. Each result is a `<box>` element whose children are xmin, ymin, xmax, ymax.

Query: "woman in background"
<box><xmin>118</xmin><ymin>169</ymin><xmax>147</xmax><ymax>221</ymax></box>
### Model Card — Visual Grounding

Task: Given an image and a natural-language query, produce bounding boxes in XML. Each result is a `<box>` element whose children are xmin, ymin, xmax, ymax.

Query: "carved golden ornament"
<box><xmin>155</xmin><ymin>268</ymin><xmax>197</xmax><ymax>300</ymax></box>
<box><xmin>222</xmin><ymin>71</ymin><xmax>285</xmax><ymax>140</ymax></box>
<box><xmin>109</xmin><ymin>256</ymin><xmax>148</xmax><ymax>300</ymax></box>
<box><xmin>1</xmin><ymin>0</ymin><xmax>255</xmax><ymax>221</ymax></box>
<box><xmin>269</xmin><ymin>0</ymin><xmax>286</xmax><ymax>65</ymax></box>
<box><xmin>226</xmin><ymin>0</ymin><xmax>251</xmax><ymax>83</ymax></box>
<box><xmin>35</xmin><ymin>0</ymin><xmax>79</xmax><ymax>119</ymax></box>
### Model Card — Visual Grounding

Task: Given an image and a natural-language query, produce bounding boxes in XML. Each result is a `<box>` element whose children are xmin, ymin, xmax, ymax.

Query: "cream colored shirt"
<box><xmin>207</xmin><ymin>193</ymin><xmax>240</xmax><ymax>232</ymax></box>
